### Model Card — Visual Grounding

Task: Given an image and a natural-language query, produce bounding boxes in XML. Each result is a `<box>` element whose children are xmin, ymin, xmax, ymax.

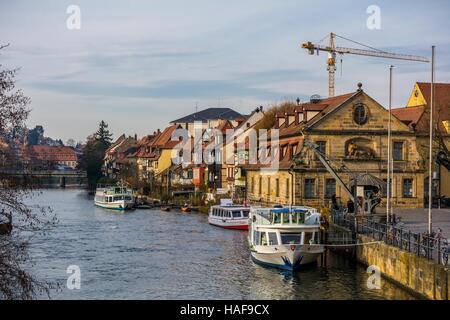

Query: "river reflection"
<box><xmin>25</xmin><ymin>189</ymin><xmax>415</xmax><ymax>300</ymax></box>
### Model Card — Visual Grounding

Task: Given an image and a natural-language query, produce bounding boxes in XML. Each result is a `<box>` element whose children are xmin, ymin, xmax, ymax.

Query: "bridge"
<box><xmin>1</xmin><ymin>169</ymin><xmax>87</xmax><ymax>188</ymax></box>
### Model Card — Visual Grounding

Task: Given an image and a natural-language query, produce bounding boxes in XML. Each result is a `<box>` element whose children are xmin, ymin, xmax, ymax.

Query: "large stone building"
<box><xmin>245</xmin><ymin>84</ymin><xmax>426</xmax><ymax>209</ymax></box>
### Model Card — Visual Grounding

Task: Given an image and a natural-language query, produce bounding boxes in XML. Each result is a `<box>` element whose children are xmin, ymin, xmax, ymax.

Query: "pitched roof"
<box><xmin>391</xmin><ymin>106</ymin><xmax>426</xmax><ymax>129</ymax></box>
<box><xmin>30</xmin><ymin>145</ymin><xmax>77</xmax><ymax>162</ymax></box>
<box><xmin>171</xmin><ymin>108</ymin><xmax>243</xmax><ymax>123</ymax></box>
<box><xmin>153</xmin><ymin>124</ymin><xmax>179</xmax><ymax>148</ymax></box>
<box><xmin>273</xmin><ymin>92</ymin><xmax>356</xmax><ymax>138</ymax></box>
<box><xmin>303</xmin><ymin>92</ymin><xmax>358</xmax><ymax>129</ymax></box>
<box><xmin>416</xmin><ymin>82</ymin><xmax>450</xmax><ymax>133</ymax></box>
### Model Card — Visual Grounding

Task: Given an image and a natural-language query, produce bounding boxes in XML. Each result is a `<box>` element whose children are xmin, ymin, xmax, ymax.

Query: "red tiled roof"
<box><xmin>391</xmin><ymin>106</ymin><xmax>425</xmax><ymax>129</ymax></box>
<box><xmin>152</xmin><ymin>124</ymin><xmax>179</xmax><ymax>147</ymax></box>
<box><xmin>416</xmin><ymin>82</ymin><xmax>450</xmax><ymax>133</ymax></box>
<box><xmin>304</xmin><ymin>92</ymin><xmax>357</xmax><ymax>129</ymax></box>
<box><xmin>30</xmin><ymin>145</ymin><xmax>77</xmax><ymax>162</ymax></box>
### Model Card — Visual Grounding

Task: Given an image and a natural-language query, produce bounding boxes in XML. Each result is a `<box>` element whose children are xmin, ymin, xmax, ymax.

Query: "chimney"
<box><xmin>134</xmin><ymin>133</ymin><xmax>137</xmax><ymax>140</ymax></box>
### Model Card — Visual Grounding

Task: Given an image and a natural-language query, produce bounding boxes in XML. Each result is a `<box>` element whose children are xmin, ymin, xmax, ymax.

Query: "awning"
<box><xmin>349</xmin><ymin>173</ymin><xmax>386</xmax><ymax>192</ymax></box>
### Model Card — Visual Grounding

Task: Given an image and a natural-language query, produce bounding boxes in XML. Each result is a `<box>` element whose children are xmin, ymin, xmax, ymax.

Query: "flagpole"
<box><xmin>387</xmin><ymin>65</ymin><xmax>394</xmax><ymax>224</ymax></box>
<box><xmin>428</xmin><ymin>46</ymin><xmax>435</xmax><ymax>235</ymax></box>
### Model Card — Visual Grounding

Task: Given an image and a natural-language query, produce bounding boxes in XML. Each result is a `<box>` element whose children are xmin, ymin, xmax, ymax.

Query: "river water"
<box><xmin>25</xmin><ymin>189</ymin><xmax>415</xmax><ymax>300</ymax></box>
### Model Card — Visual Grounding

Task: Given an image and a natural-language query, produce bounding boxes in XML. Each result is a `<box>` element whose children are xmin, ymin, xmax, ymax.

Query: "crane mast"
<box><xmin>301</xmin><ymin>32</ymin><xmax>430</xmax><ymax>97</ymax></box>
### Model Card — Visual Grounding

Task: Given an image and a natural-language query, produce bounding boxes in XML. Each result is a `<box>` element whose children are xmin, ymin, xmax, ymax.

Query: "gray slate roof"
<box><xmin>171</xmin><ymin>108</ymin><xmax>243</xmax><ymax>123</ymax></box>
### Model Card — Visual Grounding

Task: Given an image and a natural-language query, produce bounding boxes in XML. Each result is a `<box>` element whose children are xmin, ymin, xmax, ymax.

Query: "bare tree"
<box><xmin>0</xmin><ymin>45</ymin><xmax>57</xmax><ymax>299</ymax></box>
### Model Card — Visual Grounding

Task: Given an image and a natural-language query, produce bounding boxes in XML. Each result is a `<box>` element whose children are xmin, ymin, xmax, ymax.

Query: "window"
<box><xmin>254</xmin><ymin>231</ymin><xmax>261</xmax><ymax>245</ymax></box>
<box><xmin>275</xmin><ymin>178</ymin><xmax>280</xmax><ymax>197</ymax></box>
<box><xmin>232</xmin><ymin>211</ymin><xmax>241</xmax><ymax>218</ymax></box>
<box><xmin>353</xmin><ymin>104</ymin><xmax>368</xmax><ymax>125</ymax></box>
<box><xmin>403</xmin><ymin>179</ymin><xmax>413</xmax><ymax>198</ymax></box>
<box><xmin>282</xmin><ymin>213</ymin><xmax>290</xmax><ymax>224</ymax></box>
<box><xmin>393</xmin><ymin>142</ymin><xmax>404</xmax><ymax>161</ymax></box>
<box><xmin>261</xmin><ymin>232</ymin><xmax>268</xmax><ymax>246</ymax></box>
<box><xmin>286</xmin><ymin>178</ymin><xmax>290</xmax><ymax>200</ymax></box>
<box><xmin>251</xmin><ymin>177</ymin><xmax>255</xmax><ymax>193</ymax></box>
<box><xmin>280</xmin><ymin>233</ymin><xmax>302</xmax><ymax>245</ymax></box>
<box><xmin>273</xmin><ymin>212</ymin><xmax>282</xmax><ymax>224</ymax></box>
<box><xmin>267</xmin><ymin>177</ymin><xmax>271</xmax><ymax>195</ymax></box>
<box><xmin>268</xmin><ymin>232</ymin><xmax>278</xmax><ymax>245</ymax></box>
<box><xmin>258</xmin><ymin>177</ymin><xmax>262</xmax><ymax>196</ymax></box>
<box><xmin>325</xmin><ymin>179</ymin><xmax>336</xmax><ymax>199</ymax></box>
<box><xmin>304</xmin><ymin>178</ymin><xmax>316</xmax><ymax>198</ymax></box>
<box><xmin>304</xmin><ymin>232</ymin><xmax>314</xmax><ymax>245</ymax></box>
<box><xmin>242</xmin><ymin>210</ymin><xmax>249</xmax><ymax>218</ymax></box>
<box><xmin>315</xmin><ymin>141</ymin><xmax>326</xmax><ymax>160</ymax></box>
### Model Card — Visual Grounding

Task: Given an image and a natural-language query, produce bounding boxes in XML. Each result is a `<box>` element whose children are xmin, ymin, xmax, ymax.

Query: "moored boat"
<box><xmin>248</xmin><ymin>206</ymin><xmax>324</xmax><ymax>270</ymax></box>
<box><xmin>180</xmin><ymin>206</ymin><xmax>191</xmax><ymax>213</ymax></box>
<box><xmin>208</xmin><ymin>199</ymin><xmax>250</xmax><ymax>230</ymax></box>
<box><xmin>94</xmin><ymin>185</ymin><xmax>134</xmax><ymax>211</ymax></box>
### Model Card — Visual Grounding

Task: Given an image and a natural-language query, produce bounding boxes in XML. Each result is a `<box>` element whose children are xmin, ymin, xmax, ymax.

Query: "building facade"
<box><xmin>245</xmin><ymin>86</ymin><xmax>426</xmax><ymax>209</ymax></box>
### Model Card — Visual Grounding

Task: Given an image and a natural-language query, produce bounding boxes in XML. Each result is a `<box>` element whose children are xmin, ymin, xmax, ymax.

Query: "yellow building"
<box><xmin>245</xmin><ymin>85</ymin><xmax>426</xmax><ymax>209</ymax></box>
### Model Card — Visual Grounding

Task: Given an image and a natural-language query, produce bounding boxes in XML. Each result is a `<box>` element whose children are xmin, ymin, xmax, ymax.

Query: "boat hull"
<box><xmin>250</xmin><ymin>245</ymin><xmax>324</xmax><ymax>271</ymax></box>
<box><xmin>208</xmin><ymin>217</ymin><xmax>248</xmax><ymax>230</ymax></box>
<box><xmin>95</xmin><ymin>200</ymin><xmax>133</xmax><ymax>211</ymax></box>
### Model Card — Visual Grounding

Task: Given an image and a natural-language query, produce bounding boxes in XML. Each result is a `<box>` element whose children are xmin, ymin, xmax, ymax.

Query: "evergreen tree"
<box><xmin>94</xmin><ymin>120</ymin><xmax>113</xmax><ymax>148</ymax></box>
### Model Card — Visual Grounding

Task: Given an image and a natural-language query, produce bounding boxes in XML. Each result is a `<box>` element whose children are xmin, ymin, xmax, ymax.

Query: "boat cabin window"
<box><xmin>268</xmin><ymin>232</ymin><xmax>278</xmax><ymax>245</ymax></box>
<box><xmin>232</xmin><ymin>211</ymin><xmax>241</xmax><ymax>218</ymax></box>
<box><xmin>125</xmin><ymin>196</ymin><xmax>132</xmax><ymax>201</ymax></box>
<box><xmin>282</xmin><ymin>213</ymin><xmax>290</xmax><ymax>224</ymax></box>
<box><xmin>261</xmin><ymin>232</ymin><xmax>267</xmax><ymax>246</ymax></box>
<box><xmin>293</xmin><ymin>211</ymin><xmax>306</xmax><ymax>224</ymax></box>
<box><xmin>304</xmin><ymin>232</ymin><xmax>314</xmax><ymax>245</ymax></box>
<box><xmin>114</xmin><ymin>196</ymin><xmax>124</xmax><ymax>201</ymax></box>
<box><xmin>280</xmin><ymin>233</ymin><xmax>302</xmax><ymax>245</ymax></box>
<box><xmin>272</xmin><ymin>212</ymin><xmax>282</xmax><ymax>224</ymax></box>
<box><xmin>242</xmin><ymin>210</ymin><xmax>249</xmax><ymax>218</ymax></box>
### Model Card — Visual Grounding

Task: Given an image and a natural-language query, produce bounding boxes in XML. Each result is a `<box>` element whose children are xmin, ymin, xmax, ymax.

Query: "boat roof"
<box><xmin>252</xmin><ymin>205</ymin><xmax>318</xmax><ymax>213</ymax></box>
<box><xmin>211</xmin><ymin>205</ymin><xmax>250</xmax><ymax>210</ymax></box>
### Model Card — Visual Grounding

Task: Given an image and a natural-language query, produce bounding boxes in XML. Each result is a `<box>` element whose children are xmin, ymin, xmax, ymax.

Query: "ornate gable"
<box><xmin>305</xmin><ymin>91</ymin><xmax>412</xmax><ymax>133</ymax></box>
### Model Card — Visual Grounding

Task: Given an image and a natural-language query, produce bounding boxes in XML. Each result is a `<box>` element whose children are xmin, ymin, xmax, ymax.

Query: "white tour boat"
<box><xmin>94</xmin><ymin>185</ymin><xmax>135</xmax><ymax>210</ymax></box>
<box><xmin>208</xmin><ymin>199</ymin><xmax>250</xmax><ymax>230</ymax></box>
<box><xmin>248</xmin><ymin>206</ymin><xmax>324</xmax><ymax>270</ymax></box>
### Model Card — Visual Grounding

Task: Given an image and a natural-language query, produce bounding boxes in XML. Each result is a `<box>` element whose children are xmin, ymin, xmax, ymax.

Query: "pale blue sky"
<box><xmin>1</xmin><ymin>0</ymin><xmax>449</xmax><ymax>142</ymax></box>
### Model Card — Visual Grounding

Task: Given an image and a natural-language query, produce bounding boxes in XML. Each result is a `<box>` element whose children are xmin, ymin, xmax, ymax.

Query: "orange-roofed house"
<box><xmin>29</xmin><ymin>145</ymin><xmax>78</xmax><ymax>169</ymax></box>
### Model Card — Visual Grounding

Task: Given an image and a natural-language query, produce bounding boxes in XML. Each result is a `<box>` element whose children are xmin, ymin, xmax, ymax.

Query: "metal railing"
<box><xmin>331</xmin><ymin>209</ymin><xmax>450</xmax><ymax>266</ymax></box>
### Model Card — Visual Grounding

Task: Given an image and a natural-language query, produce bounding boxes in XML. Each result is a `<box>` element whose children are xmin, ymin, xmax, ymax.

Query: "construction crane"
<box><xmin>301</xmin><ymin>32</ymin><xmax>430</xmax><ymax>97</ymax></box>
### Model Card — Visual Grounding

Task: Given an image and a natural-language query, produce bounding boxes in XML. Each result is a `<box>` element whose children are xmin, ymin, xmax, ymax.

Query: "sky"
<box><xmin>1</xmin><ymin>0</ymin><xmax>449</xmax><ymax>142</ymax></box>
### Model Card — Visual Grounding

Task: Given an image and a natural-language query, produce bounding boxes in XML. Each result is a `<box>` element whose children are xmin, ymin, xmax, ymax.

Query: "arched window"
<box><xmin>353</xmin><ymin>104</ymin><xmax>368</xmax><ymax>125</ymax></box>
